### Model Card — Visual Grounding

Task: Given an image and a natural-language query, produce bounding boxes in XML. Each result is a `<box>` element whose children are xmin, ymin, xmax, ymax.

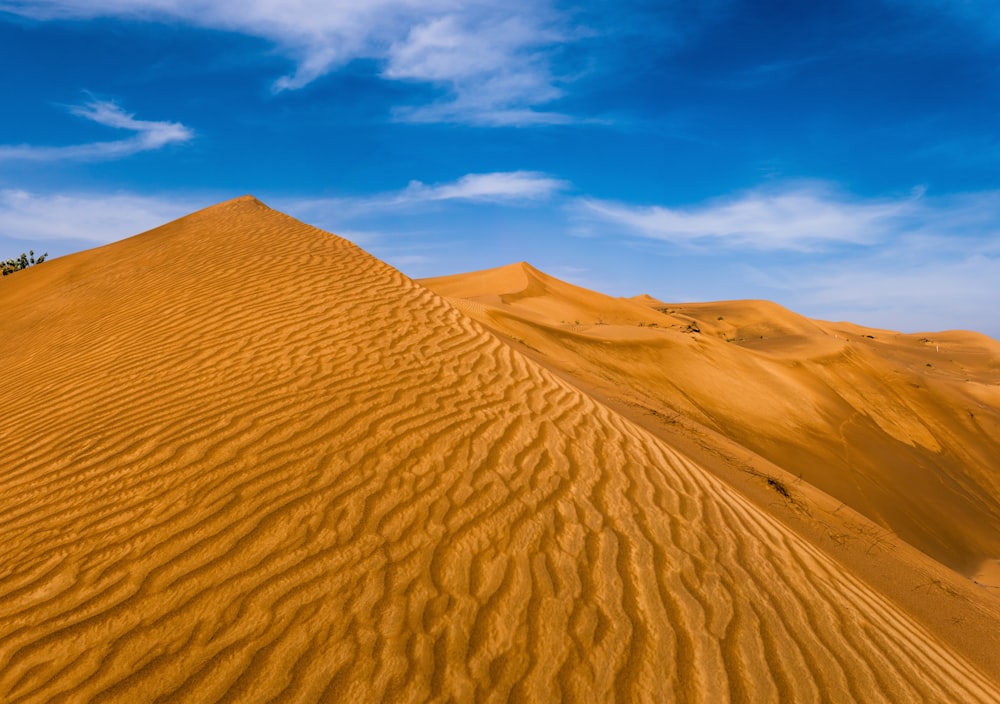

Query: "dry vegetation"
<box><xmin>1</xmin><ymin>251</ymin><xmax>46</xmax><ymax>277</ymax></box>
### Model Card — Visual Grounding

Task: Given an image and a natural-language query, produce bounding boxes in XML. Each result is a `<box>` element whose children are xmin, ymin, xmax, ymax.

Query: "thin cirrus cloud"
<box><xmin>786</xmin><ymin>251</ymin><xmax>1000</xmax><ymax>334</ymax></box>
<box><xmin>0</xmin><ymin>99</ymin><xmax>193</xmax><ymax>162</ymax></box>
<box><xmin>573</xmin><ymin>183</ymin><xmax>1000</xmax><ymax>335</ymax></box>
<box><xmin>573</xmin><ymin>181</ymin><xmax>1000</xmax><ymax>339</ymax></box>
<box><xmin>0</xmin><ymin>172</ymin><xmax>566</xmax><ymax>248</ymax></box>
<box><xmin>285</xmin><ymin>171</ymin><xmax>570</xmax><ymax>224</ymax></box>
<box><xmin>0</xmin><ymin>189</ymin><xmax>198</xmax><ymax>242</ymax></box>
<box><xmin>395</xmin><ymin>171</ymin><xmax>570</xmax><ymax>204</ymax></box>
<box><xmin>383</xmin><ymin>13</ymin><xmax>569</xmax><ymax>126</ymax></box>
<box><xmin>4</xmin><ymin>178</ymin><xmax>999</xmax><ymax>337</ymax></box>
<box><xmin>575</xmin><ymin>185</ymin><xmax>921</xmax><ymax>252</ymax></box>
<box><xmin>0</xmin><ymin>0</ymin><xmax>571</xmax><ymax>125</ymax></box>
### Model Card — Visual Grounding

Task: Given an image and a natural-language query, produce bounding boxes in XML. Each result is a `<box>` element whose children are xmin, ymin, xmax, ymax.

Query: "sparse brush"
<box><xmin>2</xmin><ymin>251</ymin><xmax>47</xmax><ymax>277</ymax></box>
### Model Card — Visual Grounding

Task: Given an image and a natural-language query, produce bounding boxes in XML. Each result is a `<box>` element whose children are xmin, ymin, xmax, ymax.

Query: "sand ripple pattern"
<box><xmin>0</xmin><ymin>198</ymin><xmax>996</xmax><ymax>702</ymax></box>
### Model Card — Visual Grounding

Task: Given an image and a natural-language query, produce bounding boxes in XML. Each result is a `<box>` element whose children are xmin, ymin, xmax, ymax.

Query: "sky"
<box><xmin>1</xmin><ymin>1</ymin><xmax>999</xmax><ymax>338</ymax></box>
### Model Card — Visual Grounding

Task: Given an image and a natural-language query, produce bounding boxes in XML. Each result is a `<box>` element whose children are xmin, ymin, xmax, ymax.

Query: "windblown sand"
<box><xmin>422</xmin><ymin>263</ymin><xmax>1000</xmax><ymax>580</ymax></box>
<box><xmin>1</xmin><ymin>197</ymin><xmax>998</xmax><ymax>702</ymax></box>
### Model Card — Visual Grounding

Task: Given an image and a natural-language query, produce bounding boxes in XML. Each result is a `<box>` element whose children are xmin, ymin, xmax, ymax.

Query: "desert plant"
<box><xmin>2</xmin><ymin>250</ymin><xmax>46</xmax><ymax>277</ymax></box>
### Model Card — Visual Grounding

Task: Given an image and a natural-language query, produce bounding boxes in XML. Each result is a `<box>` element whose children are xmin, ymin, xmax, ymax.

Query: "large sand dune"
<box><xmin>2</xmin><ymin>198</ymin><xmax>998</xmax><ymax>701</ymax></box>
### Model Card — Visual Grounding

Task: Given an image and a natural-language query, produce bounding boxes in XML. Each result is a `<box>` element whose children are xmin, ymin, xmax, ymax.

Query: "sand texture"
<box><xmin>422</xmin><ymin>263</ymin><xmax>1000</xmax><ymax>579</ymax></box>
<box><xmin>2</xmin><ymin>198</ymin><xmax>998</xmax><ymax>702</ymax></box>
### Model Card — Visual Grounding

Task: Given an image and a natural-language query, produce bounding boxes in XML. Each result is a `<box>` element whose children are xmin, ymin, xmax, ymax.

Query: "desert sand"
<box><xmin>422</xmin><ymin>263</ymin><xmax>1000</xmax><ymax>577</ymax></box>
<box><xmin>1</xmin><ymin>197</ymin><xmax>998</xmax><ymax>702</ymax></box>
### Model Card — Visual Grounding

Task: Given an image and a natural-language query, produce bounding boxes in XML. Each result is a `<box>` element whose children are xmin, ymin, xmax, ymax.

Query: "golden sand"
<box><xmin>422</xmin><ymin>262</ymin><xmax>1000</xmax><ymax>578</ymax></box>
<box><xmin>1</xmin><ymin>198</ymin><xmax>997</xmax><ymax>701</ymax></box>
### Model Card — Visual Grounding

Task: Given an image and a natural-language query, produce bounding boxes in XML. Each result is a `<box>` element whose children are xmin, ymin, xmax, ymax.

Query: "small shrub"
<box><xmin>767</xmin><ymin>477</ymin><xmax>790</xmax><ymax>498</ymax></box>
<box><xmin>2</xmin><ymin>250</ymin><xmax>47</xmax><ymax>277</ymax></box>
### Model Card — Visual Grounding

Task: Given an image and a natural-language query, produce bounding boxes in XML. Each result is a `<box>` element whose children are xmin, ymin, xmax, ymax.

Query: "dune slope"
<box><xmin>421</xmin><ymin>263</ymin><xmax>1000</xmax><ymax>579</ymax></box>
<box><xmin>1</xmin><ymin>199</ymin><xmax>998</xmax><ymax>702</ymax></box>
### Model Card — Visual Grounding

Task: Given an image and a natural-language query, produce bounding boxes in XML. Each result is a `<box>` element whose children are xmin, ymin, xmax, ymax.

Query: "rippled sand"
<box><xmin>1</xmin><ymin>197</ymin><xmax>997</xmax><ymax>702</ymax></box>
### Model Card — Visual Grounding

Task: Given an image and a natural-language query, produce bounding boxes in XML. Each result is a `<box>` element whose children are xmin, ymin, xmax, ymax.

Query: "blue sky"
<box><xmin>2</xmin><ymin>1</ymin><xmax>999</xmax><ymax>337</ymax></box>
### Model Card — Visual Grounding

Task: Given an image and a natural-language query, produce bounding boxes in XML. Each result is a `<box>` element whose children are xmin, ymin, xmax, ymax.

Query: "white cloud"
<box><xmin>825</xmin><ymin>190</ymin><xmax>1000</xmax><ymax>336</ymax></box>
<box><xmin>3</xmin><ymin>180</ymin><xmax>997</xmax><ymax>338</ymax></box>
<box><xmin>396</xmin><ymin>171</ymin><xmax>569</xmax><ymax>204</ymax></box>
<box><xmin>571</xmin><ymin>183</ymin><xmax>1000</xmax><ymax>336</ymax></box>
<box><xmin>0</xmin><ymin>99</ymin><xmax>193</xmax><ymax>162</ymax></box>
<box><xmin>0</xmin><ymin>189</ymin><xmax>198</xmax><ymax>242</ymax></box>
<box><xmin>283</xmin><ymin>171</ymin><xmax>569</xmax><ymax>223</ymax></box>
<box><xmin>384</xmin><ymin>13</ymin><xmax>569</xmax><ymax>125</ymax></box>
<box><xmin>0</xmin><ymin>172</ymin><xmax>564</xmax><ymax>250</ymax></box>
<box><xmin>576</xmin><ymin>184</ymin><xmax>919</xmax><ymax>251</ymax></box>
<box><xmin>785</xmin><ymin>251</ymin><xmax>1000</xmax><ymax>336</ymax></box>
<box><xmin>0</xmin><ymin>0</ymin><xmax>570</xmax><ymax>125</ymax></box>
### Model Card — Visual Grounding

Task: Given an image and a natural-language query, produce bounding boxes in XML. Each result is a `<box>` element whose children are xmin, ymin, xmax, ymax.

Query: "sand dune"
<box><xmin>422</xmin><ymin>262</ymin><xmax>1000</xmax><ymax>579</ymax></box>
<box><xmin>2</xmin><ymin>199</ymin><xmax>998</xmax><ymax>701</ymax></box>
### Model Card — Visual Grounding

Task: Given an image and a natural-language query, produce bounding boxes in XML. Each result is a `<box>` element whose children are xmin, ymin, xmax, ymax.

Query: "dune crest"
<box><xmin>2</xmin><ymin>201</ymin><xmax>998</xmax><ymax>701</ymax></box>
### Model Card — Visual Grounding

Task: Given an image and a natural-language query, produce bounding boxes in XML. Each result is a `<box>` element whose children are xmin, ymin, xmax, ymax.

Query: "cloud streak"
<box><xmin>0</xmin><ymin>99</ymin><xmax>193</xmax><ymax>162</ymax></box>
<box><xmin>0</xmin><ymin>0</ymin><xmax>571</xmax><ymax>125</ymax></box>
<box><xmin>576</xmin><ymin>184</ymin><xmax>920</xmax><ymax>252</ymax></box>
<box><xmin>570</xmin><ymin>182</ymin><xmax>1000</xmax><ymax>336</ymax></box>
<box><xmin>285</xmin><ymin>171</ymin><xmax>569</xmax><ymax>225</ymax></box>
<box><xmin>768</xmin><ymin>249</ymin><xmax>1000</xmax><ymax>336</ymax></box>
<box><xmin>3</xmin><ymin>178</ymin><xmax>998</xmax><ymax>338</ymax></box>
<box><xmin>0</xmin><ymin>189</ymin><xmax>198</xmax><ymax>242</ymax></box>
<box><xmin>719</xmin><ymin>244</ymin><xmax>1000</xmax><ymax>337</ymax></box>
<box><xmin>395</xmin><ymin>171</ymin><xmax>570</xmax><ymax>204</ymax></box>
<box><xmin>384</xmin><ymin>12</ymin><xmax>569</xmax><ymax>125</ymax></box>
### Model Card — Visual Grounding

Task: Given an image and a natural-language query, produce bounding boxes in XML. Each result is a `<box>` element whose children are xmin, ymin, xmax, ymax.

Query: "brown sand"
<box><xmin>1</xmin><ymin>199</ymin><xmax>998</xmax><ymax>701</ymax></box>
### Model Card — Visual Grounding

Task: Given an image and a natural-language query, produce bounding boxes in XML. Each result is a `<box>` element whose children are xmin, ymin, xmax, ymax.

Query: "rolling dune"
<box><xmin>2</xmin><ymin>198</ymin><xmax>998</xmax><ymax>701</ymax></box>
<box><xmin>421</xmin><ymin>263</ymin><xmax>1000</xmax><ymax>579</ymax></box>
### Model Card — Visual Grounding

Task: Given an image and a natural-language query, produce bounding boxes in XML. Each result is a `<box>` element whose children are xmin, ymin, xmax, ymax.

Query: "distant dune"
<box><xmin>2</xmin><ymin>198</ymin><xmax>998</xmax><ymax>701</ymax></box>
<box><xmin>422</xmin><ymin>262</ymin><xmax>1000</xmax><ymax>579</ymax></box>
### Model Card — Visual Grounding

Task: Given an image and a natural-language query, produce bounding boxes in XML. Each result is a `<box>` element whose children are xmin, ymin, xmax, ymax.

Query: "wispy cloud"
<box><xmin>384</xmin><ymin>13</ymin><xmax>570</xmax><ymax>125</ymax></box>
<box><xmin>570</xmin><ymin>182</ymin><xmax>1000</xmax><ymax>336</ymax></box>
<box><xmin>0</xmin><ymin>189</ymin><xmax>197</xmax><ymax>242</ymax></box>
<box><xmin>579</xmin><ymin>182</ymin><xmax>999</xmax><ymax>335</ymax></box>
<box><xmin>575</xmin><ymin>184</ymin><xmax>920</xmax><ymax>252</ymax></box>
<box><xmin>0</xmin><ymin>99</ymin><xmax>193</xmax><ymax>162</ymax></box>
<box><xmin>4</xmin><ymin>180</ymin><xmax>998</xmax><ymax>337</ymax></box>
<box><xmin>284</xmin><ymin>171</ymin><xmax>569</xmax><ymax>224</ymax></box>
<box><xmin>802</xmin><ymin>255</ymin><xmax>1000</xmax><ymax>333</ymax></box>
<box><xmin>0</xmin><ymin>172</ymin><xmax>564</xmax><ymax>249</ymax></box>
<box><xmin>395</xmin><ymin>171</ymin><xmax>569</xmax><ymax>204</ymax></box>
<box><xmin>1</xmin><ymin>0</ymin><xmax>572</xmax><ymax>125</ymax></box>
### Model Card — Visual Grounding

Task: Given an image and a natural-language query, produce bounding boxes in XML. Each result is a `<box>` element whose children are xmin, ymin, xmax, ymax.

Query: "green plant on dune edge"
<box><xmin>2</xmin><ymin>250</ymin><xmax>47</xmax><ymax>277</ymax></box>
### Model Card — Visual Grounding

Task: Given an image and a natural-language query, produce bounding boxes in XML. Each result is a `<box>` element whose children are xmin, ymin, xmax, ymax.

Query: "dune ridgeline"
<box><xmin>2</xmin><ymin>197</ymin><xmax>999</xmax><ymax>702</ymax></box>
